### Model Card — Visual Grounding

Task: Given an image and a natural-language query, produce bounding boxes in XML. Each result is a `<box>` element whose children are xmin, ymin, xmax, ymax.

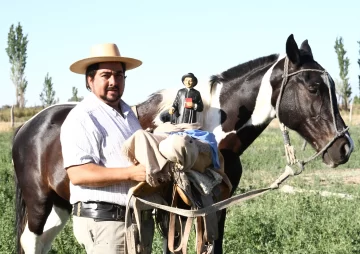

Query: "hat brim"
<box><xmin>70</xmin><ymin>56</ymin><xmax>142</xmax><ymax>74</ymax></box>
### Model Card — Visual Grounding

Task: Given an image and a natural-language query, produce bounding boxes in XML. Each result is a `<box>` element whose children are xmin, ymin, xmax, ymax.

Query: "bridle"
<box><xmin>275</xmin><ymin>56</ymin><xmax>349</xmax><ymax>174</ymax></box>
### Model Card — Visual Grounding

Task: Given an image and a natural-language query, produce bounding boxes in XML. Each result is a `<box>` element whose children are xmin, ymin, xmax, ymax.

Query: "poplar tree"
<box><xmin>40</xmin><ymin>73</ymin><xmax>57</xmax><ymax>107</ymax></box>
<box><xmin>358</xmin><ymin>41</ymin><xmax>360</xmax><ymax>96</ymax></box>
<box><xmin>334</xmin><ymin>37</ymin><xmax>351</xmax><ymax>110</ymax></box>
<box><xmin>5</xmin><ymin>22</ymin><xmax>29</xmax><ymax>108</ymax></box>
<box><xmin>68</xmin><ymin>87</ymin><xmax>83</xmax><ymax>102</ymax></box>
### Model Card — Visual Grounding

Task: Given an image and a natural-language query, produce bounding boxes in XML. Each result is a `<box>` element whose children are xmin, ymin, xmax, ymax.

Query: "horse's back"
<box><xmin>12</xmin><ymin>103</ymin><xmax>77</xmax><ymax>202</ymax></box>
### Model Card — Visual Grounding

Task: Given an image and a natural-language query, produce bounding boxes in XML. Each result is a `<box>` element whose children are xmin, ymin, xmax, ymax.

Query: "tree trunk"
<box><xmin>10</xmin><ymin>105</ymin><xmax>14</xmax><ymax>128</ymax></box>
<box><xmin>344</xmin><ymin>97</ymin><xmax>348</xmax><ymax>111</ymax></box>
<box><xmin>19</xmin><ymin>92</ymin><xmax>25</xmax><ymax>108</ymax></box>
<box><xmin>15</xmin><ymin>86</ymin><xmax>20</xmax><ymax>107</ymax></box>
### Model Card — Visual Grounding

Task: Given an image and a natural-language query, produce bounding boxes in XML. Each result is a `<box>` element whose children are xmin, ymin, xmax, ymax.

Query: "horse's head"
<box><xmin>271</xmin><ymin>34</ymin><xmax>353</xmax><ymax>167</ymax></box>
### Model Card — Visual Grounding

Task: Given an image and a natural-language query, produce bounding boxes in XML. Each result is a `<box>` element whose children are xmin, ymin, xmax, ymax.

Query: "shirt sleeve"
<box><xmin>60</xmin><ymin>112</ymin><xmax>101</xmax><ymax>169</ymax></box>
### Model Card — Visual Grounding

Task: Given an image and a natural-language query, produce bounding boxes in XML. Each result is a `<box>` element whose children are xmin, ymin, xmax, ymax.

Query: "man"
<box><xmin>60</xmin><ymin>43</ymin><xmax>154</xmax><ymax>253</ymax></box>
<box><xmin>169</xmin><ymin>73</ymin><xmax>204</xmax><ymax>124</ymax></box>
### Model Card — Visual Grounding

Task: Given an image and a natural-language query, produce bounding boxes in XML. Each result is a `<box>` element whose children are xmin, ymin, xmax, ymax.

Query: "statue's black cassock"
<box><xmin>172</xmin><ymin>88</ymin><xmax>204</xmax><ymax>124</ymax></box>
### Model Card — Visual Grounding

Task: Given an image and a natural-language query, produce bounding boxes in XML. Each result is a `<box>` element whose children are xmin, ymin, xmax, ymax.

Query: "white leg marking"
<box><xmin>240</xmin><ymin>54</ymin><xmax>286</xmax><ymax>130</ymax></box>
<box><xmin>20</xmin><ymin>206</ymin><xmax>70</xmax><ymax>254</ymax></box>
<box><xmin>21</xmin><ymin>222</ymin><xmax>44</xmax><ymax>254</ymax></box>
<box><xmin>41</xmin><ymin>206</ymin><xmax>70</xmax><ymax>253</ymax></box>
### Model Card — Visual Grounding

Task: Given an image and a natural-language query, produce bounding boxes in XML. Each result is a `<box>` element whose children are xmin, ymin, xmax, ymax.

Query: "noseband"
<box><xmin>275</xmin><ymin>57</ymin><xmax>349</xmax><ymax>173</ymax></box>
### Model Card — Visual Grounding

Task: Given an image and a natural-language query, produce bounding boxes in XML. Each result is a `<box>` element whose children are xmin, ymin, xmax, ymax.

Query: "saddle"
<box><xmin>167</xmin><ymin>170</ymin><xmax>231</xmax><ymax>254</ymax></box>
<box><xmin>122</xmin><ymin>125</ymin><xmax>232</xmax><ymax>253</ymax></box>
<box><xmin>131</xmin><ymin>170</ymin><xmax>231</xmax><ymax>254</ymax></box>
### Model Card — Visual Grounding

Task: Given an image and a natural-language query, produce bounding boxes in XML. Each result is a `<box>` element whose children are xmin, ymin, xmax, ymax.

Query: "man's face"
<box><xmin>183</xmin><ymin>77</ymin><xmax>194</xmax><ymax>88</ymax></box>
<box><xmin>87</xmin><ymin>62</ymin><xmax>125</xmax><ymax>107</ymax></box>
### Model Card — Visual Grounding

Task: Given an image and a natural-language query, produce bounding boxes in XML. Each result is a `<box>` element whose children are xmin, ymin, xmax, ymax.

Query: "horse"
<box><xmin>12</xmin><ymin>34</ymin><xmax>353</xmax><ymax>254</ymax></box>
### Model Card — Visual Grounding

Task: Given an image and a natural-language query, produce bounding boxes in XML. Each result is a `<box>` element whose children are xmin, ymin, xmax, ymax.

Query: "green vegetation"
<box><xmin>5</xmin><ymin>22</ymin><xmax>29</xmax><ymax>108</ymax></box>
<box><xmin>334</xmin><ymin>36</ymin><xmax>352</xmax><ymax>111</ymax></box>
<box><xmin>1</xmin><ymin>126</ymin><xmax>359</xmax><ymax>253</ymax></box>
<box><xmin>0</xmin><ymin>106</ymin><xmax>43</xmax><ymax>122</ymax></box>
<box><xmin>39</xmin><ymin>73</ymin><xmax>58</xmax><ymax>107</ymax></box>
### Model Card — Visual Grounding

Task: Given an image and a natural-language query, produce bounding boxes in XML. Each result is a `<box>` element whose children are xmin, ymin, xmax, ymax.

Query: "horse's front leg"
<box><xmin>214</xmin><ymin>150</ymin><xmax>242</xmax><ymax>254</ymax></box>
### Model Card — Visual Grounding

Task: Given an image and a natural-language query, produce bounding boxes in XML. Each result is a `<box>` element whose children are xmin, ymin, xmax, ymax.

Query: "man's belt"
<box><xmin>72</xmin><ymin>201</ymin><xmax>152</xmax><ymax>222</ymax></box>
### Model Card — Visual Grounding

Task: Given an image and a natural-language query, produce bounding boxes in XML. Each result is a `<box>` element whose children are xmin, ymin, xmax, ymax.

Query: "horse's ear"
<box><xmin>286</xmin><ymin>34</ymin><xmax>301</xmax><ymax>65</ymax></box>
<box><xmin>300</xmin><ymin>39</ymin><xmax>313</xmax><ymax>59</ymax></box>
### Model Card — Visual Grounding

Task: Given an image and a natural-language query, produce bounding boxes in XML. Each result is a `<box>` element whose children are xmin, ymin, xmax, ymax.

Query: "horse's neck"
<box><xmin>134</xmin><ymin>54</ymin><xmax>285</xmax><ymax>148</ymax></box>
<box><xmin>205</xmin><ymin>55</ymin><xmax>285</xmax><ymax>153</ymax></box>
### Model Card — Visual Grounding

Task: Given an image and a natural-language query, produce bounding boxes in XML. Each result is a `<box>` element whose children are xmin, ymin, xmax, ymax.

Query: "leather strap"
<box><xmin>167</xmin><ymin>186</ymin><xmax>194</xmax><ymax>254</ymax></box>
<box><xmin>72</xmin><ymin>201</ymin><xmax>152</xmax><ymax>222</ymax></box>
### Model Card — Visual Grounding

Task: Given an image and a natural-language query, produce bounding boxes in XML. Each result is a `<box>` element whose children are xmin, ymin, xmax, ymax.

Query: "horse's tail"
<box><xmin>13</xmin><ymin>128</ymin><xmax>26</xmax><ymax>254</ymax></box>
<box><xmin>15</xmin><ymin>175</ymin><xmax>26</xmax><ymax>254</ymax></box>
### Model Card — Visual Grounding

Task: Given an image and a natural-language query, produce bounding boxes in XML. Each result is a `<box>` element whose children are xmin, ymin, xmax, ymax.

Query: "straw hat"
<box><xmin>70</xmin><ymin>43</ymin><xmax>142</xmax><ymax>74</ymax></box>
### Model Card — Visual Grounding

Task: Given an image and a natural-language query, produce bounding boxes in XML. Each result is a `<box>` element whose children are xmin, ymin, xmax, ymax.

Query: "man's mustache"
<box><xmin>107</xmin><ymin>87</ymin><xmax>119</xmax><ymax>91</ymax></box>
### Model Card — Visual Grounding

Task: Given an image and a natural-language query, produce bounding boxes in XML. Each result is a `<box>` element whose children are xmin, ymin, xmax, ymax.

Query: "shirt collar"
<box><xmin>87</xmin><ymin>93</ymin><xmax>130</xmax><ymax>117</ymax></box>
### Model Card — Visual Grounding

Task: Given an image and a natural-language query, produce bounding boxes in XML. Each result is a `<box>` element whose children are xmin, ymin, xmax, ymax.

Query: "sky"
<box><xmin>0</xmin><ymin>0</ymin><xmax>359</xmax><ymax>107</ymax></box>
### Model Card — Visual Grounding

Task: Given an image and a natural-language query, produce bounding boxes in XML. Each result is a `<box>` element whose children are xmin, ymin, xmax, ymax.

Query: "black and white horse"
<box><xmin>12</xmin><ymin>34</ymin><xmax>353</xmax><ymax>254</ymax></box>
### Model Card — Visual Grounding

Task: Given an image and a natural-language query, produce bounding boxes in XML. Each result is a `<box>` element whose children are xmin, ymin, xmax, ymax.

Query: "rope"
<box><xmin>275</xmin><ymin>57</ymin><xmax>349</xmax><ymax>168</ymax></box>
<box><xmin>128</xmin><ymin>165</ymin><xmax>295</xmax><ymax>219</ymax></box>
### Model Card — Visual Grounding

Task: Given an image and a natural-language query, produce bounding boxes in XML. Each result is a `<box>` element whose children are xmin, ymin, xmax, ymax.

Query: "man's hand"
<box><xmin>130</xmin><ymin>164</ymin><xmax>146</xmax><ymax>182</ymax></box>
<box><xmin>185</xmin><ymin>101</ymin><xmax>193</xmax><ymax>108</ymax></box>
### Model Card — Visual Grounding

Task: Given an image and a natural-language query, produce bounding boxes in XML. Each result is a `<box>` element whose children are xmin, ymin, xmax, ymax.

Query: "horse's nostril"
<box><xmin>342</xmin><ymin>143</ymin><xmax>350</xmax><ymax>156</ymax></box>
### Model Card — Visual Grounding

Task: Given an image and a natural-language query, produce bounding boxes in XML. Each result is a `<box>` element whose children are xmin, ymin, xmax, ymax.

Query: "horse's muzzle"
<box><xmin>322</xmin><ymin>132</ymin><xmax>354</xmax><ymax>167</ymax></box>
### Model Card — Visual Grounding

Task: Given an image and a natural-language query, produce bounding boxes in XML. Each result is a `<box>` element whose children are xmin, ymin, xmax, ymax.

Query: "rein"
<box><xmin>275</xmin><ymin>56</ymin><xmax>349</xmax><ymax>174</ymax></box>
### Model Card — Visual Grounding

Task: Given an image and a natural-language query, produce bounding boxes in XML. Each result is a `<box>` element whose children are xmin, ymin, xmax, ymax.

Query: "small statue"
<box><xmin>169</xmin><ymin>73</ymin><xmax>204</xmax><ymax>124</ymax></box>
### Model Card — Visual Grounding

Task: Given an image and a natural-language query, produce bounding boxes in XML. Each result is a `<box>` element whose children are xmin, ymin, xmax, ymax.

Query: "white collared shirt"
<box><xmin>60</xmin><ymin>92</ymin><xmax>142</xmax><ymax>206</ymax></box>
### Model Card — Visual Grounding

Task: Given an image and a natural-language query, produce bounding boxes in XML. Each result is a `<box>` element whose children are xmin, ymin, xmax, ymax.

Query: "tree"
<box><xmin>68</xmin><ymin>87</ymin><xmax>83</xmax><ymax>102</ymax></box>
<box><xmin>358</xmin><ymin>41</ymin><xmax>360</xmax><ymax>97</ymax></box>
<box><xmin>5</xmin><ymin>22</ymin><xmax>29</xmax><ymax>108</ymax></box>
<box><xmin>353</xmin><ymin>96</ymin><xmax>360</xmax><ymax>105</ymax></box>
<box><xmin>40</xmin><ymin>73</ymin><xmax>57</xmax><ymax>107</ymax></box>
<box><xmin>334</xmin><ymin>37</ymin><xmax>351</xmax><ymax>110</ymax></box>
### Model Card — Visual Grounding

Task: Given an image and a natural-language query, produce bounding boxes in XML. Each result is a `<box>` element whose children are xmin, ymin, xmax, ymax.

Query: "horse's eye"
<box><xmin>308</xmin><ymin>82</ymin><xmax>320</xmax><ymax>93</ymax></box>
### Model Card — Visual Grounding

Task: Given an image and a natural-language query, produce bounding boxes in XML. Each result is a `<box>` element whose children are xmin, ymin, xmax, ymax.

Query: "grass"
<box><xmin>1</xmin><ymin>123</ymin><xmax>360</xmax><ymax>253</ymax></box>
<box><xmin>0</xmin><ymin>106</ymin><xmax>43</xmax><ymax>122</ymax></box>
<box><xmin>0</xmin><ymin>122</ymin><xmax>23</xmax><ymax>133</ymax></box>
<box><xmin>239</xmin><ymin>123</ymin><xmax>360</xmax><ymax>194</ymax></box>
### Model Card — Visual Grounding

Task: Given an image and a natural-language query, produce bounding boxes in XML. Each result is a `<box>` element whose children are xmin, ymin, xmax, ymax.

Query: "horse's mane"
<box><xmin>209</xmin><ymin>54</ymin><xmax>279</xmax><ymax>84</ymax></box>
<box><xmin>140</xmin><ymin>54</ymin><xmax>280</xmax><ymax>126</ymax></box>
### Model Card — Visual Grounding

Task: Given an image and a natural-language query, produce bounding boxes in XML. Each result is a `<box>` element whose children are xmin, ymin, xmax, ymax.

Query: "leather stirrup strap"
<box><xmin>168</xmin><ymin>214</ymin><xmax>194</xmax><ymax>254</ymax></box>
<box><xmin>168</xmin><ymin>185</ymin><xmax>194</xmax><ymax>254</ymax></box>
<box><xmin>168</xmin><ymin>185</ymin><xmax>180</xmax><ymax>253</ymax></box>
<box><xmin>196</xmin><ymin>217</ymin><xmax>205</xmax><ymax>254</ymax></box>
<box><xmin>181</xmin><ymin>217</ymin><xmax>194</xmax><ymax>254</ymax></box>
